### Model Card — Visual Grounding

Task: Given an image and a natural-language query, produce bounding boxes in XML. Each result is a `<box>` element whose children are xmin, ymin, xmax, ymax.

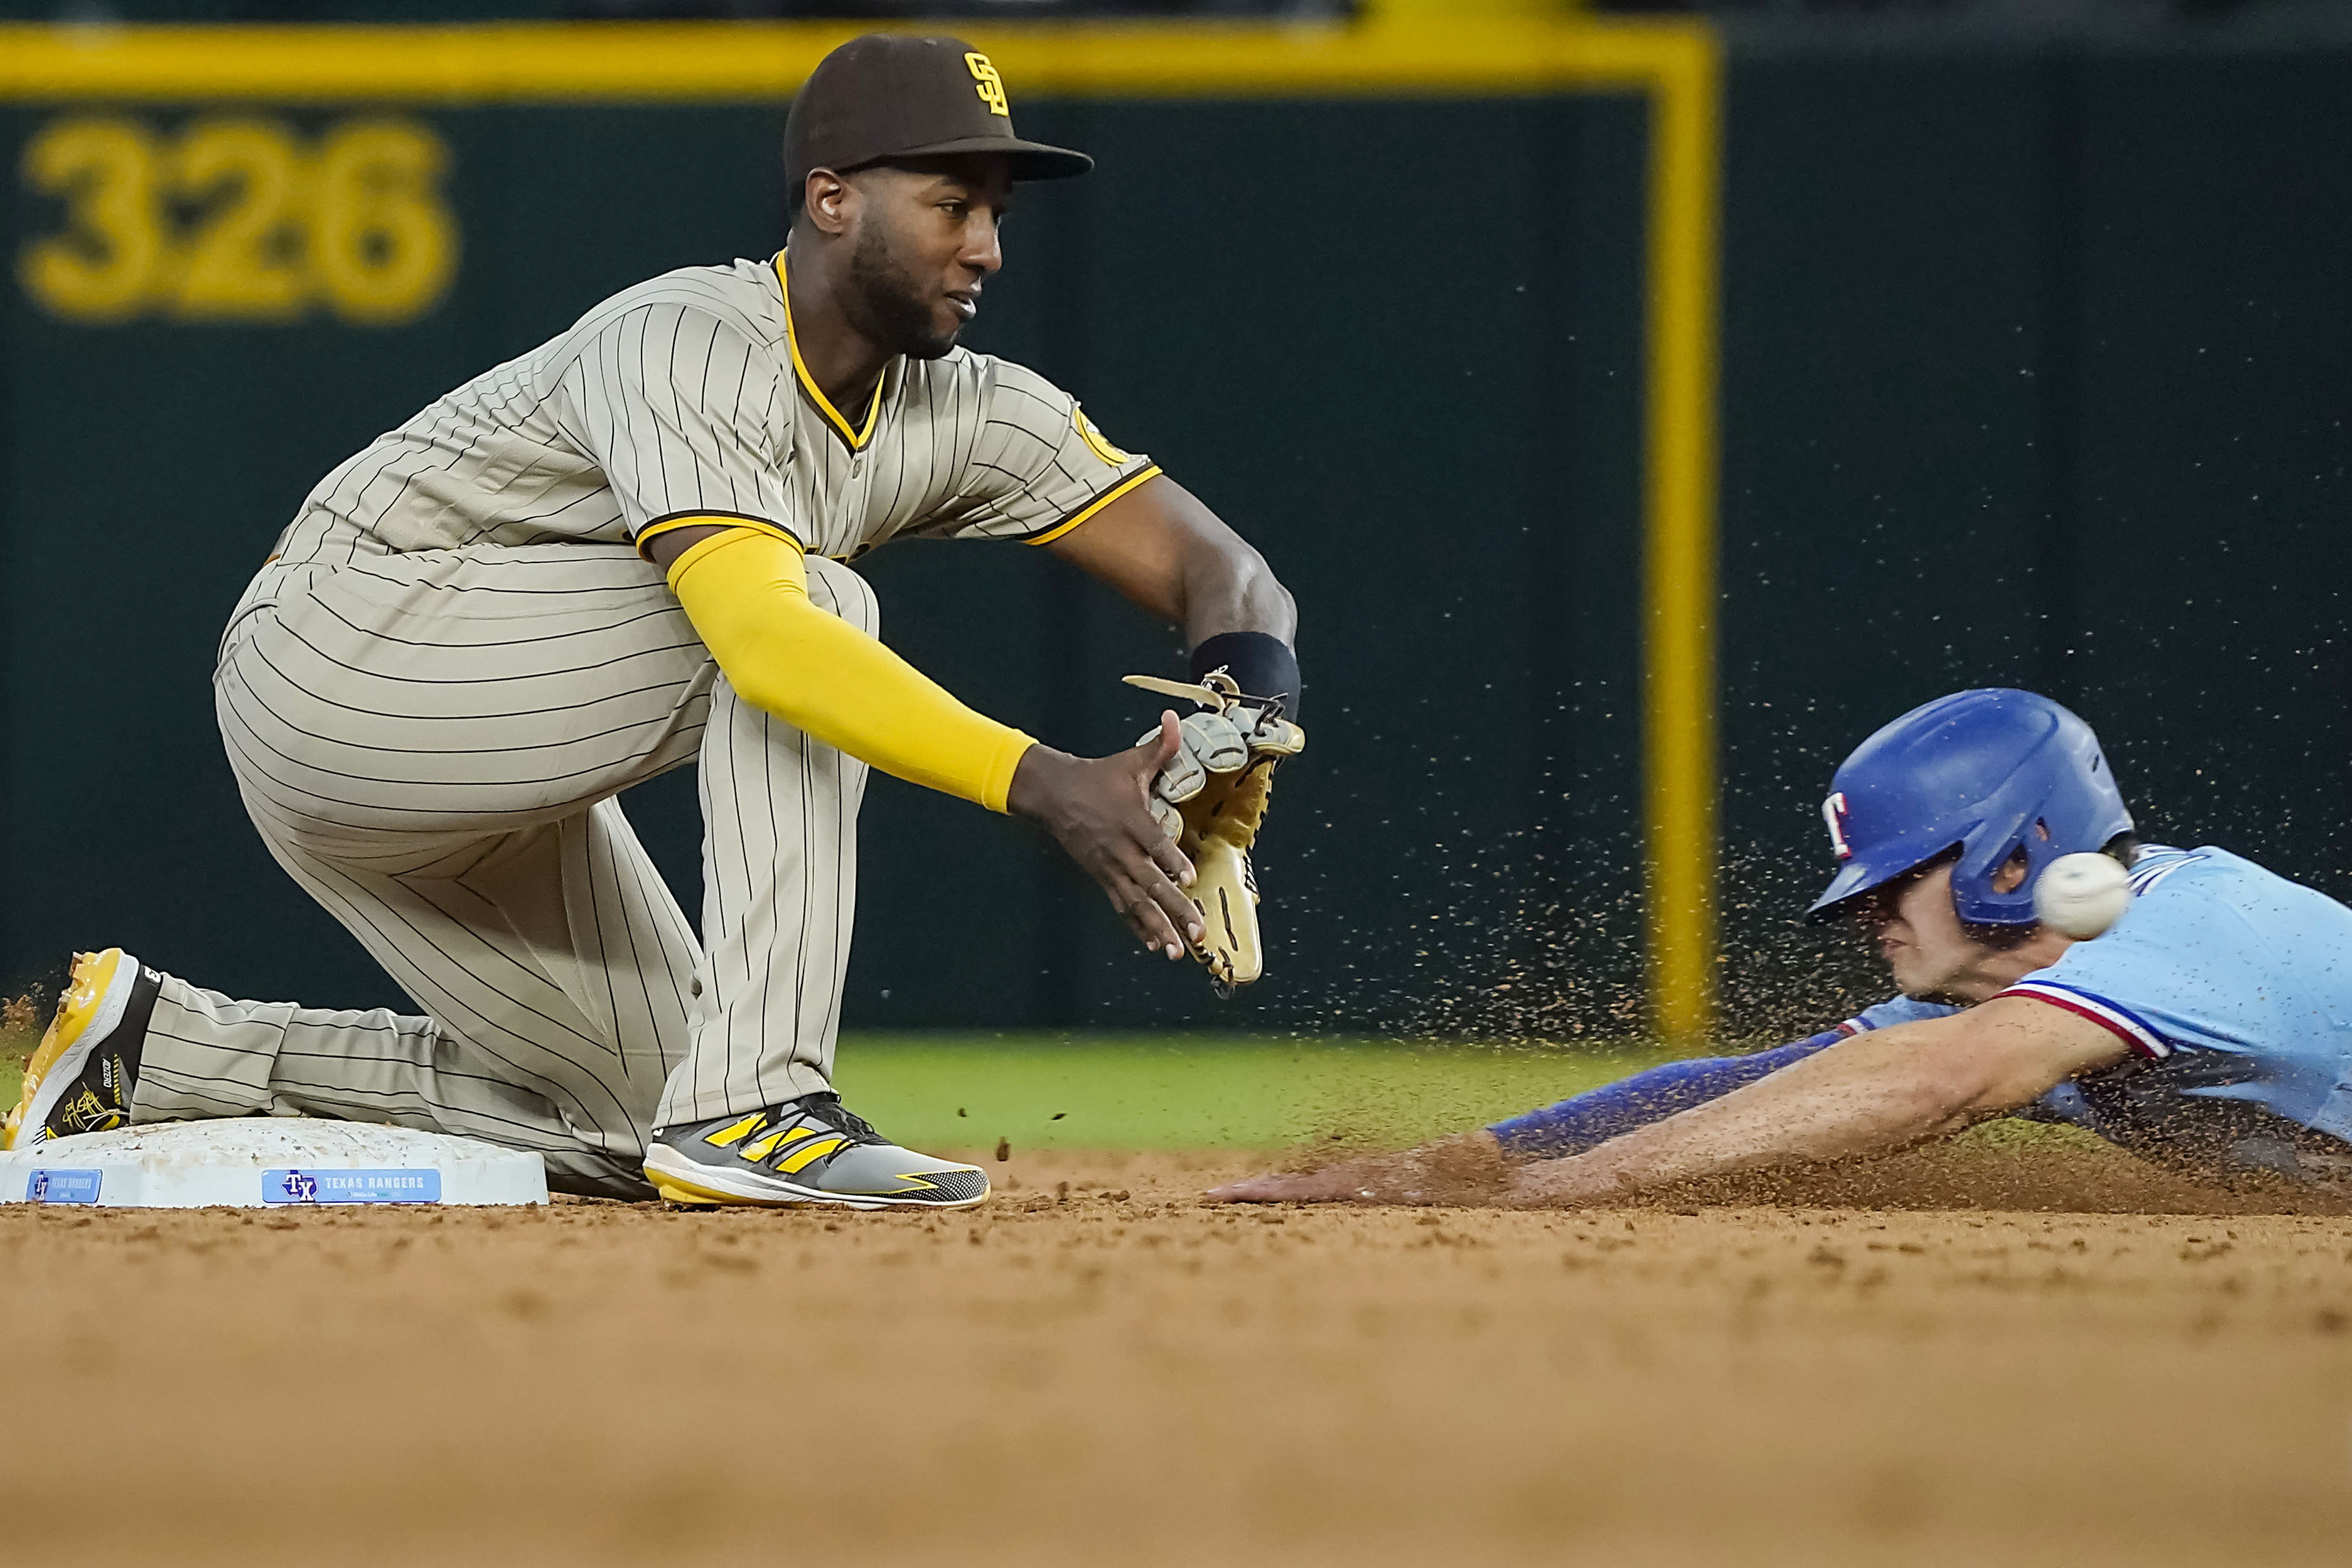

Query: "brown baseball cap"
<box><xmin>783</xmin><ymin>35</ymin><xmax>1093</xmax><ymax>200</ymax></box>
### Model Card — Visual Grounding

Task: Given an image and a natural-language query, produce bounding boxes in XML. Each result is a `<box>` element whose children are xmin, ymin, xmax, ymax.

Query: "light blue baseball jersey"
<box><xmin>1840</xmin><ymin>845</ymin><xmax>2352</xmax><ymax>1165</ymax></box>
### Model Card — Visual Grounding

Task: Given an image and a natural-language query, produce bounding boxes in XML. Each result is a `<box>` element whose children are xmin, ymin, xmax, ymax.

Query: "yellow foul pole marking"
<box><xmin>0</xmin><ymin>16</ymin><xmax>1724</xmax><ymax>1042</ymax></box>
<box><xmin>1639</xmin><ymin>31</ymin><xmax>1722</xmax><ymax>1045</ymax></box>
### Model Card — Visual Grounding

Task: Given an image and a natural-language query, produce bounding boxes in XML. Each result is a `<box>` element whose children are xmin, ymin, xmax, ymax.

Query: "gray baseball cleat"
<box><xmin>643</xmin><ymin>1092</ymin><xmax>989</xmax><ymax>1210</ymax></box>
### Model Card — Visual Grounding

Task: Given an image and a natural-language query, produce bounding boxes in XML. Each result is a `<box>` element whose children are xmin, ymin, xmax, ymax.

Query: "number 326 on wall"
<box><xmin>19</xmin><ymin>115</ymin><xmax>459</xmax><ymax>327</ymax></box>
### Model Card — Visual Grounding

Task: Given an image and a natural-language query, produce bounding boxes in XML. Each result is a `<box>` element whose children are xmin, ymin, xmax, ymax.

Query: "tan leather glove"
<box><xmin>1125</xmin><ymin>674</ymin><xmax>1306</xmax><ymax>995</ymax></box>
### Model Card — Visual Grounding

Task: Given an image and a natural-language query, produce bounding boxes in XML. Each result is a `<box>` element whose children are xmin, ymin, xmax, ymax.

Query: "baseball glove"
<box><xmin>1124</xmin><ymin>672</ymin><xmax>1306</xmax><ymax>995</ymax></box>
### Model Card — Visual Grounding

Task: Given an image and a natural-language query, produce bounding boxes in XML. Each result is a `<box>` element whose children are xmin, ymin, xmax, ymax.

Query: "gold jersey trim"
<box><xmin>635</xmin><ymin>512</ymin><xmax>802</xmax><ymax>561</ymax></box>
<box><xmin>776</xmin><ymin>250</ymin><xmax>883</xmax><ymax>451</ymax></box>
<box><xmin>1024</xmin><ymin>464</ymin><xmax>1162</xmax><ymax>547</ymax></box>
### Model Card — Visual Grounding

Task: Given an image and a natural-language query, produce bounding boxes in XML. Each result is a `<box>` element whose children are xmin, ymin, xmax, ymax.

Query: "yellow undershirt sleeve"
<box><xmin>667</xmin><ymin>527</ymin><xmax>1036</xmax><ymax>813</ymax></box>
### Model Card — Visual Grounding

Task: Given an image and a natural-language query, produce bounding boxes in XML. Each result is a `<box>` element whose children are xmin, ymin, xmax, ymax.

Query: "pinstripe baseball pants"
<box><xmin>132</xmin><ymin>541</ymin><xmax>873</xmax><ymax>1197</ymax></box>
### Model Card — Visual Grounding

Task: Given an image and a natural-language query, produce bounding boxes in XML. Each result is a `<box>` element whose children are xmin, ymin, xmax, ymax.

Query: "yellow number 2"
<box><xmin>170</xmin><ymin>117</ymin><xmax>309</xmax><ymax>322</ymax></box>
<box><xmin>19</xmin><ymin>117</ymin><xmax>166</xmax><ymax>325</ymax></box>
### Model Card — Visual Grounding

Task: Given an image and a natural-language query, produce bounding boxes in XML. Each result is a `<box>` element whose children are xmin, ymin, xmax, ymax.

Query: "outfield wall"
<box><xmin>2</xmin><ymin>24</ymin><xmax>2346</xmax><ymax>1037</ymax></box>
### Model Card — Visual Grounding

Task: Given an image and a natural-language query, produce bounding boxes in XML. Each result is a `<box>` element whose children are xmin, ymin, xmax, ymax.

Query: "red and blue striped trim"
<box><xmin>1998</xmin><ymin>980</ymin><xmax>2170</xmax><ymax>1058</ymax></box>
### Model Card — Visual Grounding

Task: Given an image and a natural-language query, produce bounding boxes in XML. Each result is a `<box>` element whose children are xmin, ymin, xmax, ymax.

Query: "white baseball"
<box><xmin>2034</xmin><ymin>851</ymin><xmax>2130</xmax><ymax>938</ymax></box>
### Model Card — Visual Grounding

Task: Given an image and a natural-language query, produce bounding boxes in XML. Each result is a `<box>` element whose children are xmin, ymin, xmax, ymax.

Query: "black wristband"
<box><xmin>1188</xmin><ymin>631</ymin><xmax>1301</xmax><ymax>721</ymax></box>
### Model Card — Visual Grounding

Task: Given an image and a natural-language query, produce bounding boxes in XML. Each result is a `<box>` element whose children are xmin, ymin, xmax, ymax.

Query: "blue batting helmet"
<box><xmin>1806</xmin><ymin>689</ymin><xmax>2133</xmax><ymax>926</ymax></box>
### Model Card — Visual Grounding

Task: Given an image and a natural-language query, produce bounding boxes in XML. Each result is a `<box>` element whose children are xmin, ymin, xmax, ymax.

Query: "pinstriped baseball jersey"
<box><xmin>270</xmin><ymin>252</ymin><xmax>1159</xmax><ymax>568</ymax></box>
<box><xmin>144</xmin><ymin>245</ymin><xmax>1166</xmax><ymax>1197</ymax></box>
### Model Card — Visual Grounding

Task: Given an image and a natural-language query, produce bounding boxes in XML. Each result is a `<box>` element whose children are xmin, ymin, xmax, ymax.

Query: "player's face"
<box><xmin>1858</xmin><ymin>860</ymin><xmax>2017</xmax><ymax>1004</ymax></box>
<box><xmin>844</xmin><ymin>157</ymin><xmax>1012</xmax><ymax>360</ymax></box>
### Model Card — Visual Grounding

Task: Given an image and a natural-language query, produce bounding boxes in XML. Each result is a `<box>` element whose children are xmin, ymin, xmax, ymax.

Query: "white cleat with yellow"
<box><xmin>642</xmin><ymin>1092</ymin><xmax>988</xmax><ymax>1210</ymax></box>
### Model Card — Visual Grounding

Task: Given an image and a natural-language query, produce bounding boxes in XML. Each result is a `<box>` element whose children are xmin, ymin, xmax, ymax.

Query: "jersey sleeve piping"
<box><xmin>2127</xmin><ymin>850</ymin><xmax>2209</xmax><ymax>896</ymax></box>
<box><xmin>1019</xmin><ymin>465</ymin><xmax>1163</xmax><ymax>547</ymax></box>
<box><xmin>1998</xmin><ymin>980</ymin><xmax>2172</xmax><ymax>1058</ymax></box>
<box><xmin>635</xmin><ymin>511</ymin><xmax>805</xmax><ymax>560</ymax></box>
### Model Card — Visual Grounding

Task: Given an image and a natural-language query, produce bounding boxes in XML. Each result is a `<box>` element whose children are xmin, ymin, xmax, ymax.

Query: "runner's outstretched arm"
<box><xmin>1209</xmin><ymin>997</ymin><xmax>2127</xmax><ymax>1206</ymax></box>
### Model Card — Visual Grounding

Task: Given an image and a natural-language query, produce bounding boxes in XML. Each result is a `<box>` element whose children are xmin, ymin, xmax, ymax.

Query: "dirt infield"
<box><xmin>9</xmin><ymin>1144</ymin><xmax>2352</xmax><ymax>1567</ymax></box>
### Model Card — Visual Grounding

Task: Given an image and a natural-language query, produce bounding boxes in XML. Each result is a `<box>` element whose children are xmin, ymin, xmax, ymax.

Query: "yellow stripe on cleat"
<box><xmin>773</xmin><ymin>1135</ymin><xmax>846</xmax><ymax>1174</ymax></box>
<box><xmin>700</xmin><ymin>1113</ymin><xmax>766</xmax><ymax>1150</ymax></box>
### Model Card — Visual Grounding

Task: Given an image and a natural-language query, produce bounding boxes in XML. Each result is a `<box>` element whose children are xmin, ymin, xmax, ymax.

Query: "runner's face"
<box><xmin>1861</xmin><ymin>861</ymin><xmax>2003</xmax><ymax>1003</ymax></box>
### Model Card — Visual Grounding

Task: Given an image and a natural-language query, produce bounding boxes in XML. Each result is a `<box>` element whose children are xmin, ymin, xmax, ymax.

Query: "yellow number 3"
<box><xmin>18</xmin><ymin>117</ymin><xmax>164</xmax><ymax>324</ymax></box>
<box><xmin>965</xmin><ymin>53</ymin><xmax>1011</xmax><ymax>118</ymax></box>
<box><xmin>17</xmin><ymin>114</ymin><xmax>459</xmax><ymax>328</ymax></box>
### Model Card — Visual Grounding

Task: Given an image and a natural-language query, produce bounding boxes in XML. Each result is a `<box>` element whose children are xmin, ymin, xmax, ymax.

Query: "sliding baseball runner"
<box><xmin>1215</xmin><ymin>690</ymin><xmax>2352</xmax><ymax>1207</ymax></box>
<box><xmin>3</xmin><ymin>35</ymin><xmax>1303</xmax><ymax>1210</ymax></box>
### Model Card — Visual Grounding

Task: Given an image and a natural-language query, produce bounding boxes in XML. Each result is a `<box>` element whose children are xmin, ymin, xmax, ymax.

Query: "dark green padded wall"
<box><xmin>0</xmin><ymin>104</ymin><xmax>791</xmax><ymax>1017</ymax></box>
<box><xmin>1714</xmin><ymin>45</ymin><xmax>2352</xmax><ymax>1024</ymax></box>
<box><xmin>4</xmin><ymin>37</ymin><xmax>2347</xmax><ymax>1040</ymax></box>
<box><xmin>850</xmin><ymin>95</ymin><xmax>1650</xmax><ymax>1036</ymax></box>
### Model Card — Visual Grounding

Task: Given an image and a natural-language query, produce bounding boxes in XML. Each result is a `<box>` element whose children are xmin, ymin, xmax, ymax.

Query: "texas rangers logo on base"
<box><xmin>262</xmin><ymin>1168</ymin><xmax>443</xmax><ymax>1204</ymax></box>
<box><xmin>27</xmin><ymin>1169</ymin><xmax>104</xmax><ymax>1205</ymax></box>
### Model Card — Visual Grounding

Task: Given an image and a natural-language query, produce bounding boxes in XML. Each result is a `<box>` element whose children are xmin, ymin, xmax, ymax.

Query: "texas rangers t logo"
<box><xmin>1823</xmin><ymin>792</ymin><xmax>1854</xmax><ymax>860</ymax></box>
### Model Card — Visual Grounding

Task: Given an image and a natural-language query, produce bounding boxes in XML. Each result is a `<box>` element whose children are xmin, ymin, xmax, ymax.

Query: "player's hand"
<box><xmin>1008</xmin><ymin>714</ymin><xmax>1202</xmax><ymax>960</ymax></box>
<box><xmin>1205</xmin><ymin>1133</ymin><xmax>1512</xmax><ymax>1206</ymax></box>
<box><xmin>1205</xmin><ymin>1163</ymin><xmax>1404</xmax><ymax>1205</ymax></box>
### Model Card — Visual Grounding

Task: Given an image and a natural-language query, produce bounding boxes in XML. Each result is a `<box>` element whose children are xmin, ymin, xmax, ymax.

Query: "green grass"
<box><xmin>0</xmin><ymin>1028</ymin><xmax>1670</xmax><ymax>1153</ymax></box>
<box><xmin>0</xmin><ymin>1025</ymin><xmax>28</xmax><ymax>1112</ymax></box>
<box><xmin>832</xmin><ymin>1033</ymin><xmax>1668</xmax><ymax>1152</ymax></box>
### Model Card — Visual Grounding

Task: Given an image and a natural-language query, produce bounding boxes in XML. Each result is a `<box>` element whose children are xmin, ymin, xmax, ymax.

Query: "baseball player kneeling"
<box><xmin>5</xmin><ymin>36</ymin><xmax>1303</xmax><ymax>1210</ymax></box>
<box><xmin>1214</xmin><ymin>689</ymin><xmax>2352</xmax><ymax>1205</ymax></box>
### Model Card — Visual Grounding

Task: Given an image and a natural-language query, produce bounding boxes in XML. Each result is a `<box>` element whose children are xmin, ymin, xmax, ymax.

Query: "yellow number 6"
<box><xmin>311</xmin><ymin>119</ymin><xmax>458</xmax><ymax>327</ymax></box>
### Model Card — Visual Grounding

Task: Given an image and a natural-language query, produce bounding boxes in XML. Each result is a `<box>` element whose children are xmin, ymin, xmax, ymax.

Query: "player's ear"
<box><xmin>801</xmin><ymin>168</ymin><xmax>856</xmax><ymax>237</ymax></box>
